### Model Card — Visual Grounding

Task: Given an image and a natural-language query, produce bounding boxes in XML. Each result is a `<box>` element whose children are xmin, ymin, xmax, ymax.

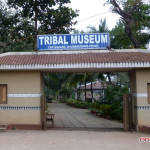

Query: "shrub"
<box><xmin>86</xmin><ymin>98</ymin><xmax>93</xmax><ymax>103</ymax></box>
<box><xmin>111</xmin><ymin>104</ymin><xmax>123</xmax><ymax>121</ymax></box>
<box><xmin>89</xmin><ymin>103</ymin><xmax>114</xmax><ymax>118</ymax></box>
<box><xmin>105</xmin><ymin>85</ymin><xmax>128</xmax><ymax>105</ymax></box>
<box><xmin>89</xmin><ymin>103</ymin><xmax>100</xmax><ymax>110</ymax></box>
<box><xmin>89</xmin><ymin>103</ymin><xmax>101</xmax><ymax>115</ymax></box>
<box><xmin>67</xmin><ymin>99</ymin><xmax>90</xmax><ymax>109</ymax></box>
<box><xmin>99</xmin><ymin>104</ymin><xmax>112</xmax><ymax>117</ymax></box>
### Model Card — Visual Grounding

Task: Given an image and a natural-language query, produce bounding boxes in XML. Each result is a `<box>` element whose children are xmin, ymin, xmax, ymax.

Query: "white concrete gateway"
<box><xmin>0</xmin><ymin>49</ymin><xmax>150</xmax><ymax>133</ymax></box>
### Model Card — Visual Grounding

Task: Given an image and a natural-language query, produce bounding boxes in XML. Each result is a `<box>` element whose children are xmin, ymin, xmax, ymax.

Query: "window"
<box><xmin>0</xmin><ymin>84</ymin><xmax>7</xmax><ymax>104</ymax></box>
<box><xmin>147</xmin><ymin>83</ymin><xmax>150</xmax><ymax>104</ymax></box>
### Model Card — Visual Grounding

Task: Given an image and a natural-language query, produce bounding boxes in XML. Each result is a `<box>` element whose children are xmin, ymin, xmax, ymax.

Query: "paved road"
<box><xmin>48</xmin><ymin>103</ymin><xmax>123</xmax><ymax>129</ymax></box>
<box><xmin>0</xmin><ymin>130</ymin><xmax>149</xmax><ymax>150</ymax></box>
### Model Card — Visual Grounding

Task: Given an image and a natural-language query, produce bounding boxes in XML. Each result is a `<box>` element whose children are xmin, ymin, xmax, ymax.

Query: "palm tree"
<box><xmin>44</xmin><ymin>73</ymin><xmax>75</xmax><ymax>100</ymax></box>
<box><xmin>78</xmin><ymin>73</ymin><xmax>98</xmax><ymax>102</ymax></box>
<box><xmin>88</xmin><ymin>19</ymin><xmax>112</xmax><ymax>86</ymax></box>
<box><xmin>44</xmin><ymin>72</ymin><xmax>105</xmax><ymax>102</ymax></box>
<box><xmin>70</xmin><ymin>73</ymin><xmax>103</xmax><ymax>102</ymax></box>
<box><xmin>87</xmin><ymin>18</ymin><xmax>109</xmax><ymax>33</ymax></box>
<box><xmin>85</xmin><ymin>73</ymin><xmax>99</xmax><ymax>103</ymax></box>
<box><xmin>69</xmin><ymin>73</ymin><xmax>85</xmax><ymax>100</ymax></box>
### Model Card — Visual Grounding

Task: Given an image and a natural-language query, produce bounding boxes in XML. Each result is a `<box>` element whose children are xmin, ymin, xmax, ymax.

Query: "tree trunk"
<box><xmin>78</xmin><ymin>82</ymin><xmax>81</xmax><ymax>100</ymax></box>
<box><xmin>91</xmin><ymin>81</ymin><xmax>94</xmax><ymax>103</ymax></box>
<box><xmin>34</xmin><ymin>0</ymin><xmax>38</xmax><ymax>51</ymax></box>
<box><xmin>107</xmin><ymin>73</ymin><xmax>112</xmax><ymax>85</ymax></box>
<box><xmin>84</xmin><ymin>81</ymin><xmax>86</xmax><ymax>102</ymax></box>
<box><xmin>125</xmin><ymin>20</ymin><xmax>140</xmax><ymax>48</ymax></box>
<box><xmin>110</xmin><ymin>0</ymin><xmax>141</xmax><ymax>48</ymax></box>
<box><xmin>34</xmin><ymin>0</ymin><xmax>38</xmax><ymax>31</ymax></box>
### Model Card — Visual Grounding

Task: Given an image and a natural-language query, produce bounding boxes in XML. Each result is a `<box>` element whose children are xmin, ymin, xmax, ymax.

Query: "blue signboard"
<box><xmin>37</xmin><ymin>33</ymin><xmax>110</xmax><ymax>51</ymax></box>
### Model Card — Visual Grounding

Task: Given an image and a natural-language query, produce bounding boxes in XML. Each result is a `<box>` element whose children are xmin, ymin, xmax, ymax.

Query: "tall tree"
<box><xmin>0</xmin><ymin>5</ymin><xmax>35</xmax><ymax>53</ymax></box>
<box><xmin>44</xmin><ymin>73</ymin><xmax>75</xmax><ymax>100</ymax></box>
<box><xmin>5</xmin><ymin>0</ymin><xmax>78</xmax><ymax>52</ymax></box>
<box><xmin>85</xmin><ymin>73</ymin><xmax>99</xmax><ymax>103</ymax></box>
<box><xmin>7</xmin><ymin>0</ymin><xmax>78</xmax><ymax>33</ymax></box>
<box><xmin>0</xmin><ymin>1</ymin><xmax>21</xmax><ymax>53</ymax></box>
<box><xmin>69</xmin><ymin>73</ymin><xmax>84</xmax><ymax>100</ymax></box>
<box><xmin>105</xmin><ymin>0</ymin><xmax>150</xmax><ymax>48</ymax></box>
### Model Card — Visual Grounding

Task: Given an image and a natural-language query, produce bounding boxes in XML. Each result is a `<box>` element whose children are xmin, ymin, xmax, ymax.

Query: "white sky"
<box><xmin>67</xmin><ymin>0</ymin><xmax>120</xmax><ymax>32</ymax></box>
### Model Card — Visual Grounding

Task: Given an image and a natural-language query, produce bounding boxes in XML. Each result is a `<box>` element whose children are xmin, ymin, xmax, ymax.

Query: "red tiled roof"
<box><xmin>0</xmin><ymin>50</ymin><xmax>150</xmax><ymax>65</ymax></box>
<box><xmin>80</xmin><ymin>82</ymin><xmax>105</xmax><ymax>90</ymax></box>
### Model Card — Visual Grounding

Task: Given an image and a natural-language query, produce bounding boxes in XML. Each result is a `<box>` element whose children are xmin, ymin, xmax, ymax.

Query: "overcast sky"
<box><xmin>67</xmin><ymin>0</ymin><xmax>120</xmax><ymax>32</ymax></box>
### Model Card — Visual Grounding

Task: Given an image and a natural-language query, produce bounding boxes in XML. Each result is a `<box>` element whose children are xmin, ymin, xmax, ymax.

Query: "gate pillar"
<box><xmin>123</xmin><ymin>94</ymin><xmax>133</xmax><ymax>131</ymax></box>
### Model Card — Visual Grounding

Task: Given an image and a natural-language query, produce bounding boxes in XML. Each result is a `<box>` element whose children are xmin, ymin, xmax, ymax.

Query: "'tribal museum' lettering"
<box><xmin>71</xmin><ymin>35</ymin><xmax>108</xmax><ymax>44</ymax></box>
<box><xmin>39</xmin><ymin>34</ymin><xmax>108</xmax><ymax>45</ymax></box>
<box><xmin>37</xmin><ymin>33</ymin><xmax>110</xmax><ymax>50</ymax></box>
<box><xmin>39</xmin><ymin>36</ymin><xmax>68</xmax><ymax>45</ymax></box>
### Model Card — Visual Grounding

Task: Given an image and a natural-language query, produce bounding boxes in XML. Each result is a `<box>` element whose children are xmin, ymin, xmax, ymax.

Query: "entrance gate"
<box><xmin>0</xmin><ymin>49</ymin><xmax>150</xmax><ymax>133</ymax></box>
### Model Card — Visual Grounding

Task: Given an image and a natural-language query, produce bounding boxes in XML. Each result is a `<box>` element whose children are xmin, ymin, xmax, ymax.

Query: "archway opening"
<box><xmin>42</xmin><ymin>71</ymin><xmax>132</xmax><ymax>131</ymax></box>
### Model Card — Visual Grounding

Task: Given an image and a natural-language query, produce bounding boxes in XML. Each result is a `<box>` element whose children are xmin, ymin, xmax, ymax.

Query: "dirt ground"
<box><xmin>0</xmin><ymin>130</ymin><xmax>150</xmax><ymax>150</ymax></box>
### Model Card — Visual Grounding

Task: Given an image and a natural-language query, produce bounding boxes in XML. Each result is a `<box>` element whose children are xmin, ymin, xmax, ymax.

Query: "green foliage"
<box><xmin>137</xmin><ymin>33</ymin><xmax>150</xmax><ymax>49</ymax></box>
<box><xmin>67</xmin><ymin>99</ymin><xmax>90</xmax><ymax>109</ymax></box>
<box><xmin>59</xmin><ymin>88</ymin><xmax>71</xmax><ymax>100</ymax></box>
<box><xmin>113</xmin><ymin>72</ymin><xmax>129</xmax><ymax>86</ymax></box>
<box><xmin>69</xmin><ymin>73</ymin><xmax>85</xmax><ymax>87</ymax></box>
<box><xmin>7</xmin><ymin>0</ymin><xmax>78</xmax><ymax>32</ymax></box>
<box><xmin>104</xmin><ymin>85</ymin><xmax>128</xmax><ymax>121</ymax></box>
<box><xmin>105</xmin><ymin>85</ymin><xmax>128</xmax><ymax>105</ymax></box>
<box><xmin>89</xmin><ymin>103</ymin><xmax>112</xmax><ymax>117</ymax></box>
<box><xmin>99</xmin><ymin>104</ymin><xmax>112</xmax><ymax>116</ymax></box>
<box><xmin>0</xmin><ymin>1</ymin><xmax>37</xmax><ymax>52</ymax></box>
<box><xmin>0</xmin><ymin>0</ymin><xmax>78</xmax><ymax>52</ymax></box>
<box><xmin>68</xmin><ymin>73</ymin><xmax>99</xmax><ymax>101</ymax></box>
<box><xmin>89</xmin><ymin>102</ymin><xmax>100</xmax><ymax>110</ymax></box>
<box><xmin>0</xmin><ymin>3</ymin><xmax>19</xmax><ymax>52</ymax></box>
<box><xmin>110</xmin><ymin>21</ymin><xmax>133</xmax><ymax>49</ymax></box>
<box><xmin>89</xmin><ymin>102</ymin><xmax>123</xmax><ymax>121</ymax></box>
<box><xmin>111</xmin><ymin>104</ymin><xmax>123</xmax><ymax>121</ymax></box>
<box><xmin>89</xmin><ymin>85</ymin><xmax>128</xmax><ymax>121</ymax></box>
<box><xmin>44</xmin><ymin>73</ymin><xmax>74</xmax><ymax>100</ymax></box>
<box><xmin>39</xmin><ymin>6</ymin><xmax>78</xmax><ymax>34</ymax></box>
<box><xmin>86</xmin><ymin>98</ymin><xmax>93</xmax><ymax>103</ymax></box>
<box><xmin>87</xmin><ymin>18</ymin><xmax>109</xmax><ymax>33</ymax></box>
